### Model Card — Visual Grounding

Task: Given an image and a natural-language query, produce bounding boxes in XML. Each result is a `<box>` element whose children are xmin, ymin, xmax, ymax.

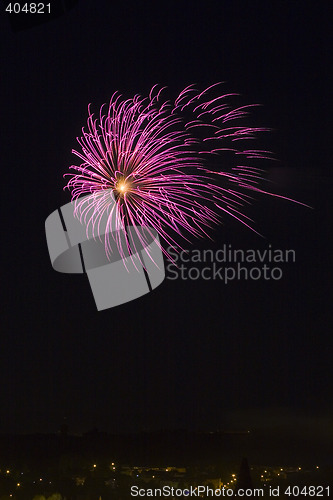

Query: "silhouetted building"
<box><xmin>60</xmin><ymin>417</ymin><xmax>69</xmax><ymax>437</ymax></box>
<box><xmin>234</xmin><ymin>457</ymin><xmax>253</xmax><ymax>492</ymax></box>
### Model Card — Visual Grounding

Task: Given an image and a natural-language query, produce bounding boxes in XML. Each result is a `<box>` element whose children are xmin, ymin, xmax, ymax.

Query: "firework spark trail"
<box><xmin>64</xmin><ymin>84</ymin><xmax>300</xmax><ymax>264</ymax></box>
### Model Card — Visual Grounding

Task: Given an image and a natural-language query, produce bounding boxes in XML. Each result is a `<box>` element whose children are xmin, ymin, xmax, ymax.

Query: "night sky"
<box><xmin>0</xmin><ymin>0</ymin><xmax>332</xmax><ymax>449</ymax></box>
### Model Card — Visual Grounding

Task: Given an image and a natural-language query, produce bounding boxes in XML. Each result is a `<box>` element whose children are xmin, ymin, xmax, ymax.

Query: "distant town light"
<box><xmin>17</xmin><ymin>483</ymin><xmax>20</xmax><ymax>487</ymax></box>
<box><xmin>6</xmin><ymin>471</ymin><xmax>10</xmax><ymax>474</ymax></box>
<box><xmin>316</xmin><ymin>466</ymin><xmax>319</xmax><ymax>469</ymax></box>
<box><xmin>298</xmin><ymin>467</ymin><xmax>302</xmax><ymax>471</ymax></box>
<box><xmin>111</xmin><ymin>463</ymin><xmax>115</xmax><ymax>466</ymax></box>
<box><xmin>93</xmin><ymin>464</ymin><xmax>97</xmax><ymax>468</ymax></box>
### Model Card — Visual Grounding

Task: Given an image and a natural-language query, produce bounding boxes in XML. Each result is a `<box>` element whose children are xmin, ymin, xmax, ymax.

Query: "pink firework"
<box><xmin>65</xmin><ymin>84</ymin><xmax>295</xmax><ymax>260</ymax></box>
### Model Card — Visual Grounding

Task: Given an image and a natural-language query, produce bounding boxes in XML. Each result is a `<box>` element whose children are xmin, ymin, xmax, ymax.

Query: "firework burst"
<box><xmin>64</xmin><ymin>84</ymin><xmax>295</xmax><ymax>262</ymax></box>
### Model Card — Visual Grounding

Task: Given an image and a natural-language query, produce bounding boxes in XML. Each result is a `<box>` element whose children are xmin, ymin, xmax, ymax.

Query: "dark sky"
<box><xmin>0</xmin><ymin>0</ymin><xmax>332</xmax><ymax>444</ymax></box>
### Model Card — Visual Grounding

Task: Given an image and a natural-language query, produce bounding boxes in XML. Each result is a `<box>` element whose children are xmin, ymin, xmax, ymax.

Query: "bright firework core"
<box><xmin>115</xmin><ymin>179</ymin><xmax>130</xmax><ymax>196</ymax></box>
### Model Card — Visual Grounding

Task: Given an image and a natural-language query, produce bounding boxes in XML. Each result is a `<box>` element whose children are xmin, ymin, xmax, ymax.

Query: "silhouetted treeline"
<box><xmin>0</xmin><ymin>430</ymin><xmax>250</xmax><ymax>469</ymax></box>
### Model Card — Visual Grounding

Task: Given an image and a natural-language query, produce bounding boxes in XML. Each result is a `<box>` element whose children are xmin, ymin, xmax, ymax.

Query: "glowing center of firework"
<box><xmin>115</xmin><ymin>179</ymin><xmax>130</xmax><ymax>195</ymax></box>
